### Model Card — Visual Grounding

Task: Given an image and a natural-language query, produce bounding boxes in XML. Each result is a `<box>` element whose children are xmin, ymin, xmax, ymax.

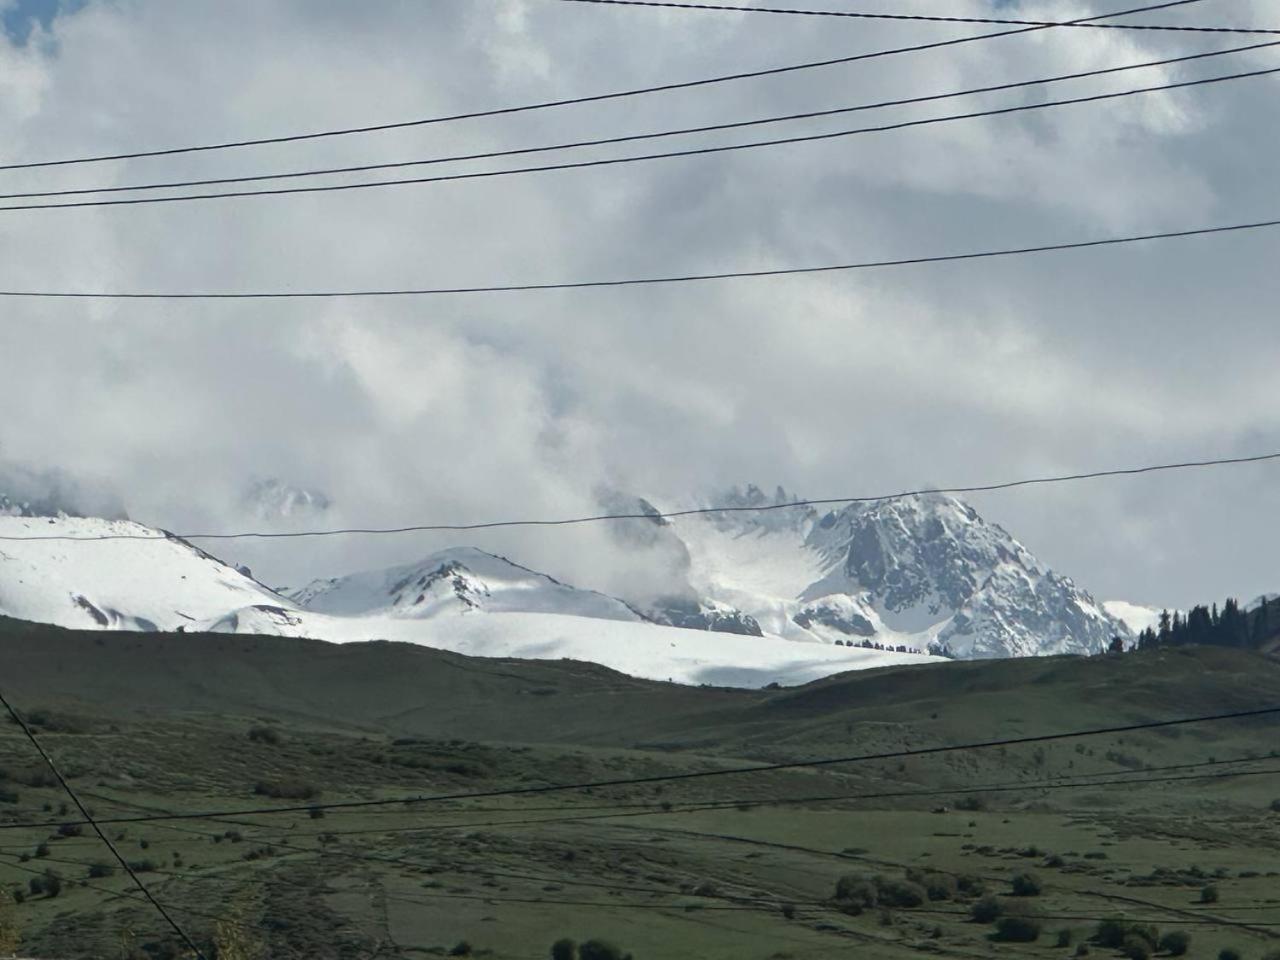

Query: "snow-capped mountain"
<box><xmin>0</xmin><ymin>485</ymin><xmax>1134</xmax><ymax>684</ymax></box>
<box><xmin>0</xmin><ymin>516</ymin><xmax>285</xmax><ymax>631</ymax></box>
<box><xmin>288</xmin><ymin>547</ymin><xmax>641</xmax><ymax>623</ymax></box>
<box><xmin>0</xmin><ymin>515</ymin><xmax>938</xmax><ymax>687</ymax></box>
<box><xmin>667</xmin><ymin>486</ymin><xmax>1127</xmax><ymax>659</ymax></box>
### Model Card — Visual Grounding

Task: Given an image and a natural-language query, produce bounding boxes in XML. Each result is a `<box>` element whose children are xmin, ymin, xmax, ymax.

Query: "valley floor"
<box><xmin>1</xmin><ymin>618</ymin><xmax>1279</xmax><ymax>960</ymax></box>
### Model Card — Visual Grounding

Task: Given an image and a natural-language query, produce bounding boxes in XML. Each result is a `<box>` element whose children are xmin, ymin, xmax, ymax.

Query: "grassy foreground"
<box><xmin>2</xmin><ymin>616</ymin><xmax>1280</xmax><ymax>959</ymax></box>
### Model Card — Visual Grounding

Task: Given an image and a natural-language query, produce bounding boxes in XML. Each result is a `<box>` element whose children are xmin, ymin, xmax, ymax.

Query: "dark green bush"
<box><xmin>970</xmin><ymin>895</ymin><xmax>1002</xmax><ymax>924</ymax></box>
<box><xmin>1158</xmin><ymin>931</ymin><xmax>1191</xmax><ymax>956</ymax></box>
<box><xmin>876</xmin><ymin>878</ymin><xmax>927</xmax><ymax>909</ymax></box>
<box><xmin>1201</xmin><ymin>884</ymin><xmax>1220</xmax><ymax>903</ymax></box>
<box><xmin>833</xmin><ymin>874</ymin><xmax>878</xmax><ymax>911</ymax></box>
<box><xmin>247</xmin><ymin>725</ymin><xmax>281</xmax><ymax>745</ymax></box>
<box><xmin>87</xmin><ymin>862</ymin><xmax>114</xmax><ymax>879</ymax></box>
<box><xmin>1219</xmin><ymin>949</ymin><xmax>1242</xmax><ymax>960</ymax></box>
<box><xmin>1121</xmin><ymin>936</ymin><xmax>1151</xmax><ymax>960</ymax></box>
<box><xmin>1011</xmin><ymin>872</ymin><xmax>1043</xmax><ymax>896</ymax></box>
<box><xmin>550</xmin><ymin>939</ymin><xmax>576</xmax><ymax>960</ymax></box>
<box><xmin>253</xmin><ymin>779</ymin><xmax>318</xmax><ymax>800</ymax></box>
<box><xmin>578</xmin><ymin>940</ymin><xmax>629</xmax><ymax>960</ymax></box>
<box><xmin>993</xmin><ymin>916</ymin><xmax>1041</xmax><ymax>942</ymax></box>
<box><xmin>448</xmin><ymin>942</ymin><xmax>472</xmax><ymax>957</ymax></box>
<box><xmin>1056</xmin><ymin>929</ymin><xmax>1073</xmax><ymax>947</ymax></box>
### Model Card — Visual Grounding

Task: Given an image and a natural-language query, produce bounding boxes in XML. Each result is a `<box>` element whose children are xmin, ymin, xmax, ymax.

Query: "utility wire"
<box><xmin>3</xmin><ymin>61</ymin><xmax>1276</xmax><ymax>212</ymax></box>
<box><xmin>0</xmin><ymin>689</ymin><xmax>210</xmax><ymax>960</ymax></box>
<box><xmin>557</xmin><ymin>0</ymin><xmax>1280</xmax><ymax>34</ymax></box>
<box><xmin>1</xmin><ymin>704</ymin><xmax>1276</xmax><ymax>831</ymax></box>
<box><xmin>1</xmin><ymin>450</ymin><xmax>1276</xmax><ymax>542</ymax></box>
<box><xmin>0</xmin><ymin>0</ymin><xmax>1199</xmax><ymax>173</ymax></box>
<box><xmin>7</xmin><ymin>38</ymin><xmax>1275</xmax><ymax>202</ymax></box>
<box><xmin>0</xmin><ymin>209</ymin><xmax>1278</xmax><ymax>301</ymax></box>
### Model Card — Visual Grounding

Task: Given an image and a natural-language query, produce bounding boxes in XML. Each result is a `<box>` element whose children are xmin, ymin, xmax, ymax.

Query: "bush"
<box><xmin>833</xmin><ymin>875</ymin><xmax>878</xmax><ymax>911</ymax></box>
<box><xmin>247</xmin><ymin>726</ymin><xmax>281</xmax><ymax>745</ymax></box>
<box><xmin>1121</xmin><ymin>937</ymin><xmax>1151</xmax><ymax>960</ymax></box>
<box><xmin>993</xmin><ymin>916</ymin><xmax>1041</xmax><ymax>942</ymax></box>
<box><xmin>1056</xmin><ymin>929</ymin><xmax>1074</xmax><ymax>947</ymax></box>
<box><xmin>1200</xmin><ymin>884</ymin><xmax>1220</xmax><ymax>904</ymax></box>
<box><xmin>448</xmin><ymin>942</ymin><xmax>472</xmax><ymax>957</ymax></box>
<box><xmin>955</xmin><ymin>874</ymin><xmax>986</xmax><ymax>897</ymax></box>
<box><xmin>40</xmin><ymin>872</ymin><xmax>60</xmax><ymax>898</ymax></box>
<box><xmin>579</xmin><ymin>940</ymin><xmax>628</xmax><ymax>960</ymax></box>
<box><xmin>970</xmin><ymin>896</ymin><xmax>1003</xmax><ymax>924</ymax></box>
<box><xmin>1271</xmin><ymin>797</ymin><xmax>1280</xmax><ymax>812</ymax></box>
<box><xmin>1158</xmin><ymin>931</ymin><xmax>1191</xmax><ymax>956</ymax></box>
<box><xmin>551</xmin><ymin>940</ymin><xmax>576</xmax><ymax>960</ymax></box>
<box><xmin>917</xmin><ymin>872</ymin><xmax>958</xmax><ymax>902</ymax></box>
<box><xmin>1074</xmin><ymin>946</ymin><xmax>1090</xmax><ymax>957</ymax></box>
<box><xmin>1219</xmin><ymin>950</ymin><xmax>1242</xmax><ymax>960</ymax></box>
<box><xmin>87</xmin><ymin>862</ymin><xmax>114</xmax><ymax>879</ymax></box>
<box><xmin>876</xmin><ymin>878</ymin><xmax>927</xmax><ymax>909</ymax></box>
<box><xmin>1095</xmin><ymin>919</ymin><xmax>1138</xmax><ymax>949</ymax></box>
<box><xmin>1011</xmin><ymin>872</ymin><xmax>1043</xmax><ymax>897</ymax></box>
<box><xmin>253</xmin><ymin>779</ymin><xmax>318</xmax><ymax>800</ymax></box>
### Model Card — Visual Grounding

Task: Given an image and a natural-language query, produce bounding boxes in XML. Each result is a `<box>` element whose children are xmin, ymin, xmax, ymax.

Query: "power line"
<box><xmin>557</xmin><ymin>0</ymin><xmax>1280</xmax><ymax>34</ymax></box>
<box><xmin>0</xmin><ymin>689</ymin><xmax>210</xmax><ymax>960</ymax></box>
<box><xmin>2</xmin><ymin>703</ymin><xmax>1276</xmax><ymax>831</ymax></box>
<box><xmin>2</xmin><ymin>450</ymin><xmax>1276</xmax><ymax>542</ymax></box>
<box><xmin>0</xmin><ymin>209</ymin><xmax>1278</xmax><ymax>300</ymax></box>
<box><xmin>3</xmin><ymin>61</ymin><xmax>1276</xmax><ymax>213</ymax></box>
<box><xmin>8</xmin><ymin>38</ymin><xmax>1276</xmax><ymax>203</ymax></box>
<box><xmin>0</xmin><ymin>0</ymin><xmax>1200</xmax><ymax>173</ymax></box>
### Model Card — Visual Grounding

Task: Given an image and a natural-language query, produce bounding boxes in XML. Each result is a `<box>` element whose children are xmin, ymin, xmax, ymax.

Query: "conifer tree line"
<box><xmin>1128</xmin><ymin>595</ymin><xmax>1279</xmax><ymax>651</ymax></box>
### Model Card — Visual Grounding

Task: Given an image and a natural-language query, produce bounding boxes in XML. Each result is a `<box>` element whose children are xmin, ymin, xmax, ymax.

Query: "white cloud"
<box><xmin>0</xmin><ymin>0</ymin><xmax>1277</xmax><ymax>606</ymax></box>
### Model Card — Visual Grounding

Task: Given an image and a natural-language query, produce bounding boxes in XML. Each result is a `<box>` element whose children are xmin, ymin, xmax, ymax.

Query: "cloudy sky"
<box><xmin>0</xmin><ymin>0</ymin><xmax>1276</xmax><ymax>608</ymax></box>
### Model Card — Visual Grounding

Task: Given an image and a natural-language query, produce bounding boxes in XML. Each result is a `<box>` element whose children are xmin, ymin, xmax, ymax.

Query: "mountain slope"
<box><xmin>664</xmin><ymin>490</ymin><xmax>1126</xmax><ymax>659</ymax></box>
<box><xmin>288</xmin><ymin>546</ymin><xmax>642</xmax><ymax>622</ymax></box>
<box><xmin>0</xmin><ymin>516</ymin><xmax>285</xmax><ymax>630</ymax></box>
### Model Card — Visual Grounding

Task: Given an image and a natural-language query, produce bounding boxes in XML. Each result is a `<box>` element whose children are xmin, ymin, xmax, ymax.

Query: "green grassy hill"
<box><xmin>3</xmin><ymin>616</ymin><xmax>1280</xmax><ymax>960</ymax></box>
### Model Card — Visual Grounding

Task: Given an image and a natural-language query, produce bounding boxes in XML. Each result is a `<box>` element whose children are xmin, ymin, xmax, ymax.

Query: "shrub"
<box><xmin>1074</xmin><ymin>946</ymin><xmax>1090</xmax><ymax>958</ymax></box>
<box><xmin>956</xmin><ymin>796</ymin><xmax>986</xmax><ymax>811</ymax></box>
<box><xmin>56</xmin><ymin>823</ymin><xmax>83</xmax><ymax>838</ymax></box>
<box><xmin>579</xmin><ymin>940</ymin><xmax>628</xmax><ymax>960</ymax></box>
<box><xmin>1056</xmin><ymin>929</ymin><xmax>1073</xmax><ymax>947</ymax></box>
<box><xmin>781</xmin><ymin>903</ymin><xmax>796</xmax><ymax>920</ymax></box>
<box><xmin>253</xmin><ymin>779</ymin><xmax>318</xmax><ymax>800</ymax></box>
<box><xmin>833</xmin><ymin>875</ymin><xmax>878</xmax><ymax>910</ymax></box>
<box><xmin>247</xmin><ymin>726</ymin><xmax>281</xmax><ymax>745</ymax></box>
<box><xmin>925</xmin><ymin>874</ymin><xmax>957</xmax><ymax>902</ymax></box>
<box><xmin>87</xmin><ymin>862</ymin><xmax>114</xmax><ymax>879</ymax></box>
<box><xmin>1158</xmin><ymin>931</ymin><xmax>1191</xmax><ymax>956</ymax></box>
<box><xmin>1046</xmin><ymin>854</ymin><xmax>1066</xmax><ymax>868</ymax></box>
<box><xmin>1219</xmin><ymin>950</ymin><xmax>1242</xmax><ymax>960</ymax></box>
<box><xmin>551</xmin><ymin>940</ymin><xmax>576</xmax><ymax>960</ymax></box>
<box><xmin>448</xmin><ymin>942</ymin><xmax>472</xmax><ymax>957</ymax></box>
<box><xmin>1121</xmin><ymin>936</ymin><xmax>1151</xmax><ymax>960</ymax></box>
<box><xmin>1011</xmin><ymin>872</ymin><xmax>1043</xmax><ymax>897</ymax></box>
<box><xmin>1095</xmin><ymin>919</ymin><xmax>1134</xmax><ymax>949</ymax></box>
<box><xmin>876</xmin><ymin>878</ymin><xmax>927</xmax><ymax>909</ymax></box>
<box><xmin>40</xmin><ymin>872</ymin><xmax>61</xmax><ymax>898</ymax></box>
<box><xmin>1200</xmin><ymin>884</ymin><xmax>1220</xmax><ymax>904</ymax></box>
<box><xmin>955</xmin><ymin>874</ymin><xmax>986</xmax><ymax>897</ymax></box>
<box><xmin>993</xmin><ymin>916</ymin><xmax>1041</xmax><ymax>942</ymax></box>
<box><xmin>970</xmin><ymin>896</ymin><xmax>1003</xmax><ymax>924</ymax></box>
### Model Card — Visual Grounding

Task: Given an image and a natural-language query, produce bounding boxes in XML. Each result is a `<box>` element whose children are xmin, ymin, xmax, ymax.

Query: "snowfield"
<box><xmin>202</xmin><ymin>605</ymin><xmax>940</xmax><ymax>687</ymax></box>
